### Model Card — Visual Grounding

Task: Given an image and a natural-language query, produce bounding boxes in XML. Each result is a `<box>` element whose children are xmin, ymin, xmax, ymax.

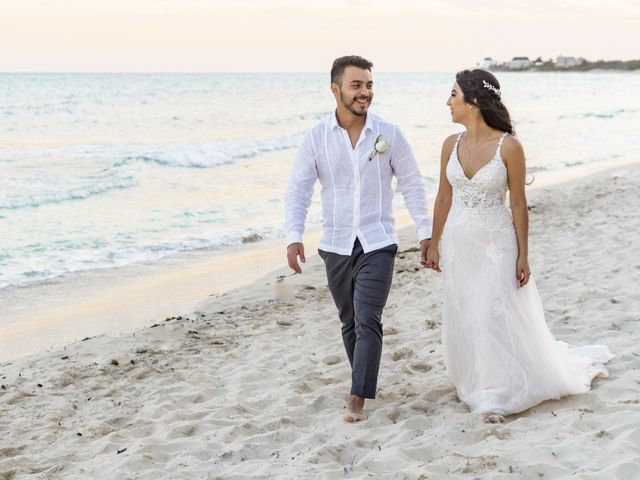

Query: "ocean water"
<box><xmin>1</xmin><ymin>72</ymin><xmax>639</xmax><ymax>289</ymax></box>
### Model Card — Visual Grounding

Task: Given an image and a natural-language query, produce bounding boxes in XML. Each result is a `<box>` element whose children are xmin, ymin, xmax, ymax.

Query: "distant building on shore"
<box><xmin>533</xmin><ymin>57</ymin><xmax>546</xmax><ymax>67</ymax></box>
<box><xmin>556</xmin><ymin>56</ymin><xmax>585</xmax><ymax>68</ymax></box>
<box><xmin>508</xmin><ymin>57</ymin><xmax>531</xmax><ymax>69</ymax></box>
<box><xmin>483</xmin><ymin>57</ymin><xmax>499</xmax><ymax>69</ymax></box>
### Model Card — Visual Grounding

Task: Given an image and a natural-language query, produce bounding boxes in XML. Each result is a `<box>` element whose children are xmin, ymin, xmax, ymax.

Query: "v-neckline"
<box><xmin>455</xmin><ymin>133</ymin><xmax>502</xmax><ymax>182</ymax></box>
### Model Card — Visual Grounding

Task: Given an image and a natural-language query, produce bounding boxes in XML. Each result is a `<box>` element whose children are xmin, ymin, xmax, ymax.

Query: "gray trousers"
<box><xmin>318</xmin><ymin>238</ymin><xmax>397</xmax><ymax>399</ymax></box>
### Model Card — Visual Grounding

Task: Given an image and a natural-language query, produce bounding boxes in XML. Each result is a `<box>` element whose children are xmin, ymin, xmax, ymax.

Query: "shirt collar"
<box><xmin>330</xmin><ymin>110</ymin><xmax>374</xmax><ymax>134</ymax></box>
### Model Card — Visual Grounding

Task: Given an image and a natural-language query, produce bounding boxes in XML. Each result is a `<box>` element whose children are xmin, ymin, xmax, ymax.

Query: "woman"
<box><xmin>425</xmin><ymin>69</ymin><xmax>612</xmax><ymax>423</ymax></box>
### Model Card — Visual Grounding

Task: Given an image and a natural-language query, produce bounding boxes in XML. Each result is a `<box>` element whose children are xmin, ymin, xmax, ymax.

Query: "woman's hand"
<box><xmin>424</xmin><ymin>243</ymin><xmax>441</xmax><ymax>272</ymax></box>
<box><xmin>516</xmin><ymin>256</ymin><xmax>531</xmax><ymax>287</ymax></box>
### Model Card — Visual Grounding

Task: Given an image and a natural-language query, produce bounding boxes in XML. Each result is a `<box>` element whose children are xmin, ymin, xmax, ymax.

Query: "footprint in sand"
<box><xmin>391</xmin><ymin>348</ymin><xmax>413</xmax><ymax>361</ymax></box>
<box><xmin>169</xmin><ymin>424</ymin><xmax>198</xmax><ymax>438</ymax></box>
<box><xmin>409</xmin><ymin>400</ymin><xmax>433</xmax><ymax>414</ymax></box>
<box><xmin>293</xmin><ymin>382</ymin><xmax>313</xmax><ymax>394</ymax></box>
<box><xmin>410</xmin><ymin>362</ymin><xmax>432</xmax><ymax>372</ymax></box>
<box><xmin>387</xmin><ymin>409</ymin><xmax>402</xmax><ymax>423</ymax></box>
<box><xmin>0</xmin><ymin>446</ymin><xmax>26</xmax><ymax>458</ymax></box>
<box><xmin>422</xmin><ymin>385</ymin><xmax>457</xmax><ymax>402</ymax></box>
<box><xmin>263</xmin><ymin>417</ymin><xmax>298</xmax><ymax>432</ymax></box>
<box><xmin>5</xmin><ymin>391</ymin><xmax>36</xmax><ymax>405</ymax></box>
<box><xmin>383</xmin><ymin>326</ymin><xmax>399</xmax><ymax>336</ymax></box>
<box><xmin>425</xmin><ymin>319</ymin><xmax>439</xmax><ymax>330</ymax></box>
<box><xmin>482</xmin><ymin>428</ymin><xmax>510</xmax><ymax>440</ymax></box>
<box><xmin>128</xmin><ymin>423</ymin><xmax>156</xmax><ymax>439</ymax></box>
<box><xmin>459</xmin><ymin>455</ymin><xmax>499</xmax><ymax>474</ymax></box>
<box><xmin>308</xmin><ymin>394</ymin><xmax>333</xmax><ymax>413</ymax></box>
<box><xmin>322</xmin><ymin>355</ymin><xmax>342</xmax><ymax>365</ymax></box>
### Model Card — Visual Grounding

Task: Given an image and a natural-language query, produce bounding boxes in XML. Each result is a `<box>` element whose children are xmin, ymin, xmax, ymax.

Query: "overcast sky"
<box><xmin>1</xmin><ymin>0</ymin><xmax>638</xmax><ymax>72</ymax></box>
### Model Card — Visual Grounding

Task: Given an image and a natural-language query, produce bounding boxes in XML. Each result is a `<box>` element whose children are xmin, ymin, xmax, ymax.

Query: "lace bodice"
<box><xmin>446</xmin><ymin>132</ymin><xmax>508</xmax><ymax>209</ymax></box>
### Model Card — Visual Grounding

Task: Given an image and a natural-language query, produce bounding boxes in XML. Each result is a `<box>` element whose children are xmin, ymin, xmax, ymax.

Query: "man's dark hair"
<box><xmin>330</xmin><ymin>55</ymin><xmax>373</xmax><ymax>85</ymax></box>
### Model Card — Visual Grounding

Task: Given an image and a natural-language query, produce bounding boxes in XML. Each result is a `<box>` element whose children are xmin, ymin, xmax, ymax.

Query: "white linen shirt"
<box><xmin>284</xmin><ymin>111</ymin><xmax>432</xmax><ymax>255</ymax></box>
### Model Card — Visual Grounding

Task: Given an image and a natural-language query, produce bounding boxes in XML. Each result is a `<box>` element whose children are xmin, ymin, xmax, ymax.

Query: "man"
<box><xmin>284</xmin><ymin>55</ymin><xmax>432</xmax><ymax>422</ymax></box>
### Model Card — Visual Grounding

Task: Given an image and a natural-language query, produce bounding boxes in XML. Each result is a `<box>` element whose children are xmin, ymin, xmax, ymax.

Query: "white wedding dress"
<box><xmin>440</xmin><ymin>132</ymin><xmax>613</xmax><ymax>417</ymax></box>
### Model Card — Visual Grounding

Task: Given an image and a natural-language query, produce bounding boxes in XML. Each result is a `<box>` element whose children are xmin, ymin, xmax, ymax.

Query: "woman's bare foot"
<box><xmin>344</xmin><ymin>395</ymin><xmax>368</xmax><ymax>422</ymax></box>
<box><xmin>483</xmin><ymin>413</ymin><xmax>505</xmax><ymax>424</ymax></box>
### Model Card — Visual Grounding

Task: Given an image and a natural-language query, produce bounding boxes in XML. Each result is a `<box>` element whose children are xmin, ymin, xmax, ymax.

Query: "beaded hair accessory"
<box><xmin>482</xmin><ymin>80</ymin><xmax>501</xmax><ymax>97</ymax></box>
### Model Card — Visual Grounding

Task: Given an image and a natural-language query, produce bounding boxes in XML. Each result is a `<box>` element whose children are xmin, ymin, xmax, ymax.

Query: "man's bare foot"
<box><xmin>483</xmin><ymin>413</ymin><xmax>505</xmax><ymax>424</ymax></box>
<box><xmin>344</xmin><ymin>395</ymin><xmax>368</xmax><ymax>423</ymax></box>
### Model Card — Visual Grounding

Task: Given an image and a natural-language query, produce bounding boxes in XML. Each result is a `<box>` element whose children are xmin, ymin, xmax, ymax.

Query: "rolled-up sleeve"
<box><xmin>284</xmin><ymin>130</ymin><xmax>317</xmax><ymax>246</ymax></box>
<box><xmin>390</xmin><ymin>127</ymin><xmax>433</xmax><ymax>240</ymax></box>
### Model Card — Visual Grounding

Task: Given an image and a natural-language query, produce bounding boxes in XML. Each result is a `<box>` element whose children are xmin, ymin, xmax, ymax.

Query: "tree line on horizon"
<box><xmin>491</xmin><ymin>57</ymin><xmax>640</xmax><ymax>72</ymax></box>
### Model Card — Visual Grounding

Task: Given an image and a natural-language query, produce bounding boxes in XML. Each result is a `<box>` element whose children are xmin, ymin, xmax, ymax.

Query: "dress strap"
<box><xmin>453</xmin><ymin>132</ymin><xmax>463</xmax><ymax>151</ymax></box>
<box><xmin>495</xmin><ymin>132</ymin><xmax>508</xmax><ymax>156</ymax></box>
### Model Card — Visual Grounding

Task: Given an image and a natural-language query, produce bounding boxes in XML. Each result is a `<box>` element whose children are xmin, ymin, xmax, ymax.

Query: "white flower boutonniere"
<box><xmin>368</xmin><ymin>134</ymin><xmax>391</xmax><ymax>161</ymax></box>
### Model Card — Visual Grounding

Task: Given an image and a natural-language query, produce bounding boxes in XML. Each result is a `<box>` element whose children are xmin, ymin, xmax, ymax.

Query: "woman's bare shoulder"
<box><xmin>441</xmin><ymin>133</ymin><xmax>459</xmax><ymax>157</ymax></box>
<box><xmin>502</xmin><ymin>134</ymin><xmax>523</xmax><ymax>152</ymax></box>
<box><xmin>502</xmin><ymin>134</ymin><xmax>525</xmax><ymax>162</ymax></box>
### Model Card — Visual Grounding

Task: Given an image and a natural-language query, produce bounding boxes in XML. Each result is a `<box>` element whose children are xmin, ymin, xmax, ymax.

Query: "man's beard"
<box><xmin>339</xmin><ymin>89</ymin><xmax>371</xmax><ymax>116</ymax></box>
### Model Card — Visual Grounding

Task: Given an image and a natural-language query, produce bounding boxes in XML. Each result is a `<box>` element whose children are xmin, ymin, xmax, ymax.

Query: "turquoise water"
<box><xmin>1</xmin><ymin>72</ymin><xmax>639</xmax><ymax>288</ymax></box>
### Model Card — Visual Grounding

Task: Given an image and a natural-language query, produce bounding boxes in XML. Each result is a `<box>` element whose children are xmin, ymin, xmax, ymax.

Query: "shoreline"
<box><xmin>1</xmin><ymin>156</ymin><xmax>638</xmax><ymax>364</ymax></box>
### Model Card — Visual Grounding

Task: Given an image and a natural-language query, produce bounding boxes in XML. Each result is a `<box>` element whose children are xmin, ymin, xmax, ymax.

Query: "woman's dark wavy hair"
<box><xmin>456</xmin><ymin>69</ymin><xmax>515</xmax><ymax>136</ymax></box>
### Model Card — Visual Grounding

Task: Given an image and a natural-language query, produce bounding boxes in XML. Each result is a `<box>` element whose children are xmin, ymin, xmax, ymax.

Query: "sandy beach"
<box><xmin>1</xmin><ymin>164</ymin><xmax>640</xmax><ymax>479</ymax></box>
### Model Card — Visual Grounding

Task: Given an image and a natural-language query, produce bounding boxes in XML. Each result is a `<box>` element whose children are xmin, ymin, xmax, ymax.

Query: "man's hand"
<box><xmin>419</xmin><ymin>238</ymin><xmax>431</xmax><ymax>267</ymax></box>
<box><xmin>287</xmin><ymin>242</ymin><xmax>306</xmax><ymax>273</ymax></box>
